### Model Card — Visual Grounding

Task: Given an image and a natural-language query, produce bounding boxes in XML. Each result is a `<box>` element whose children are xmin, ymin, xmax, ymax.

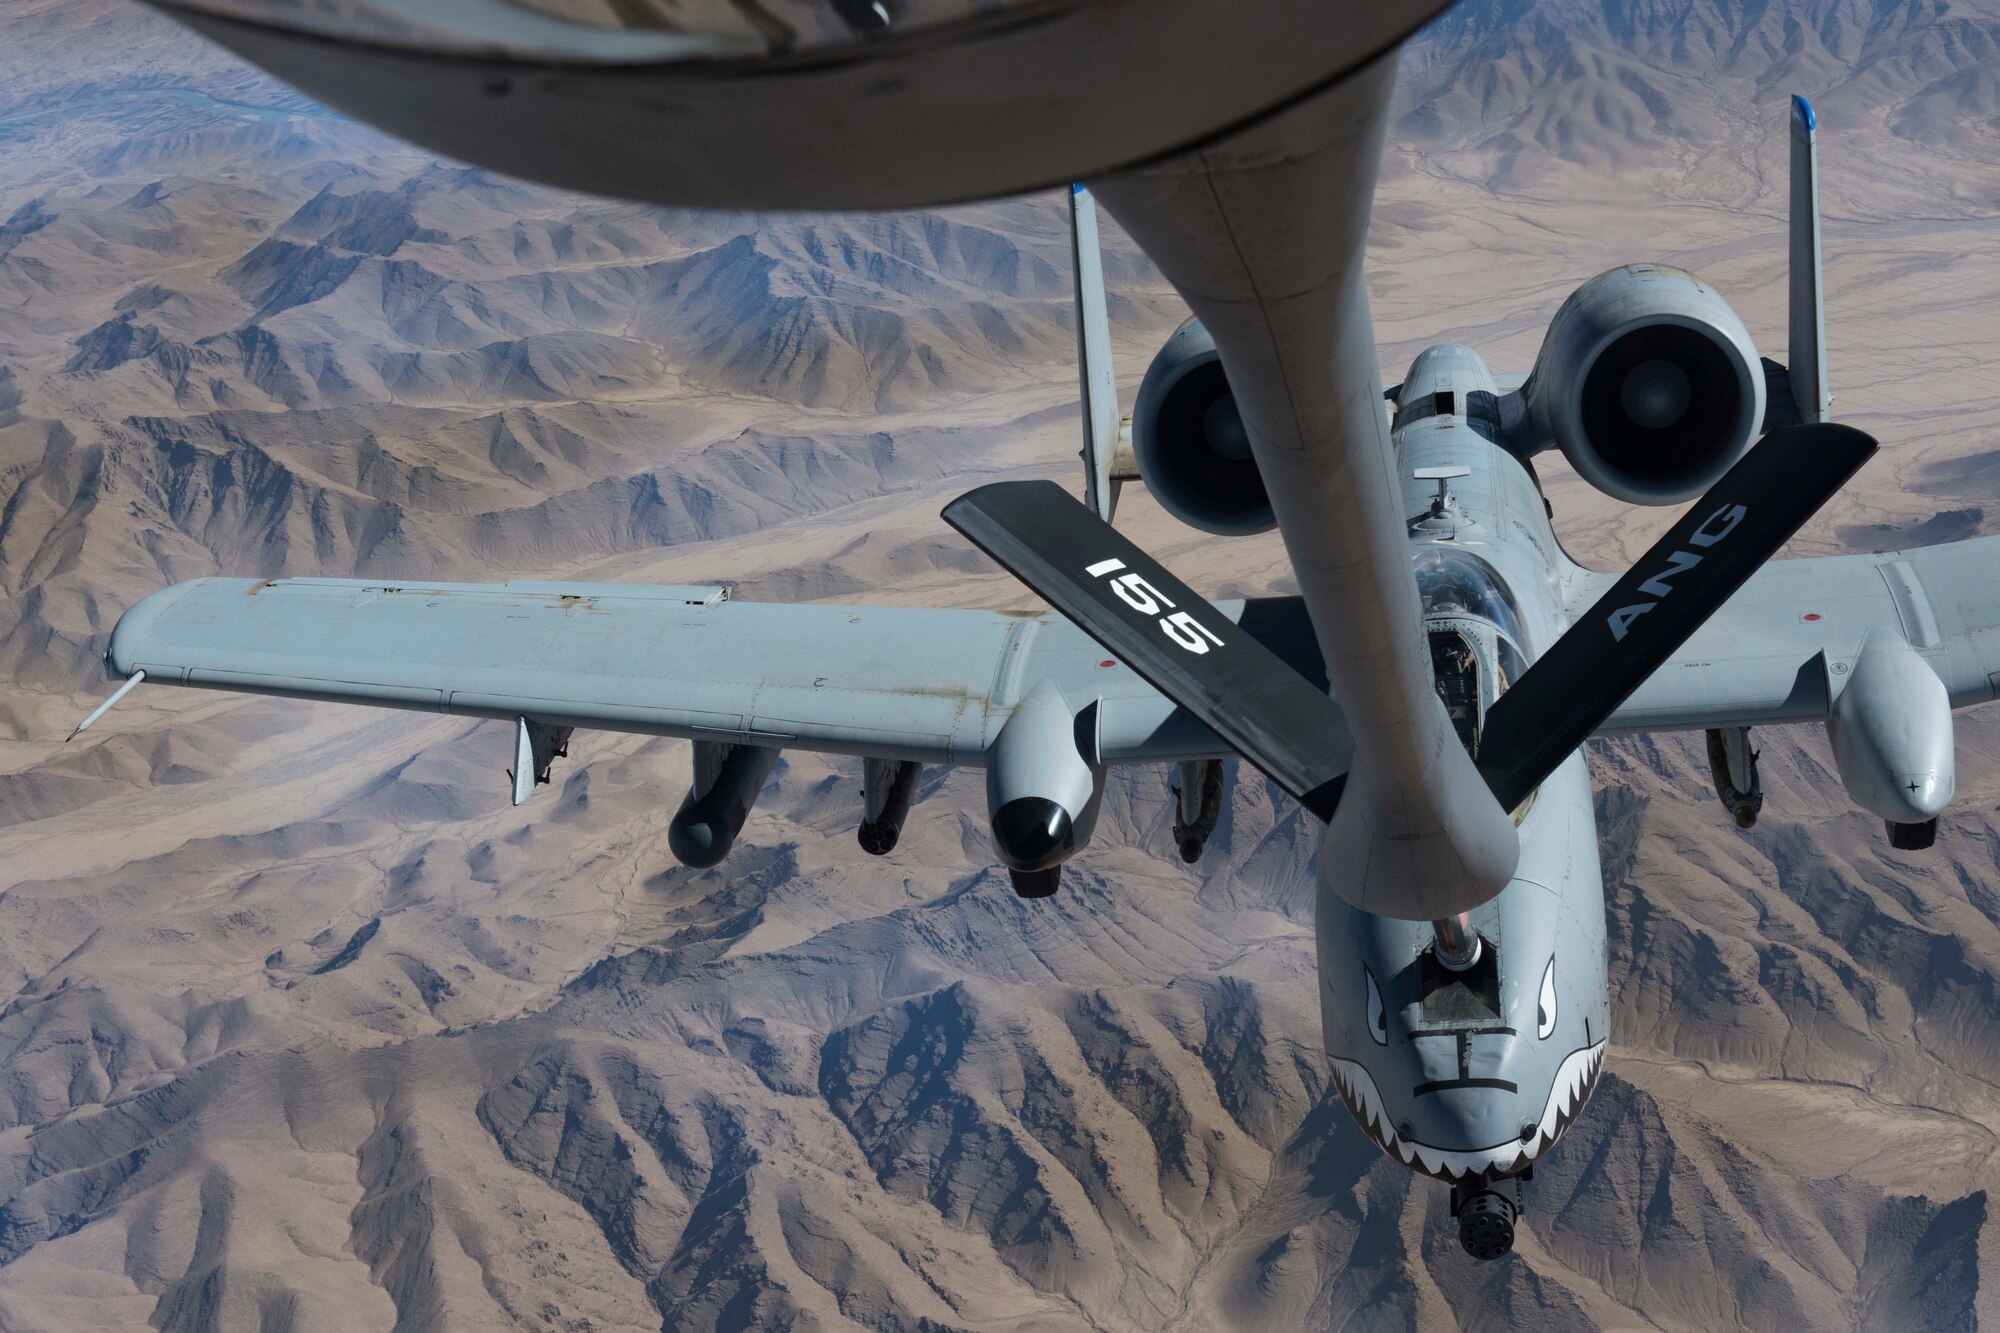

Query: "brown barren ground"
<box><xmin>3</xmin><ymin>0</ymin><xmax>2000</xmax><ymax>1328</ymax></box>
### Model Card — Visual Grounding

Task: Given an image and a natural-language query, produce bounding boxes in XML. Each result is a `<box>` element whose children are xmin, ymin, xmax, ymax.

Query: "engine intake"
<box><xmin>1523</xmin><ymin>266</ymin><xmax>1765</xmax><ymax>506</ymax></box>
<box><xmin>1131</xmin><ymin>318</ymin><xmax>1274</xmax><ymax>535</ymax></box>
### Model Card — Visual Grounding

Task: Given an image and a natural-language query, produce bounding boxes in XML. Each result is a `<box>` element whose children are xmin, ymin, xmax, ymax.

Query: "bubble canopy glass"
<box><xmin>1413</xmin><ymin>547</ymin><xmax>1530</xmax><ymax>654</ymax></box>
<box><xmin>142</xmin><ymin>0</ymin><xmax>1454</xmax><ymax>208</ymax></box>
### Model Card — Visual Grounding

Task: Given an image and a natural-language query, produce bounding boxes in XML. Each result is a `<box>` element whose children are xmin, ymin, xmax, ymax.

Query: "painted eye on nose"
<box><xmin>1365</xmin><ymin>967</ymin><xmax>1387</xmax><ymax>1045</ymax></box>
<box><xmin>1537</xmin><ymin>956</ymin><xmax>1557</xmax><ymax>1040</ymax></box>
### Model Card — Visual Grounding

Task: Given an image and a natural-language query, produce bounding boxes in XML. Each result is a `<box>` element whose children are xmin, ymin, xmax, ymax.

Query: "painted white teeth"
<box><xmin>1329</xmin><ymin>1042</ymin><xmax>1608</xmax><ymax>1181</ymax></box>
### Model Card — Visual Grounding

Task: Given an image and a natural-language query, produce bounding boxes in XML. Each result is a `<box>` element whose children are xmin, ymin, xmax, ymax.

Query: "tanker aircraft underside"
<box><xmin>91</xmin><ymin>1</ymin><xmax>2000</xmax><ymax>1258</ymax></box>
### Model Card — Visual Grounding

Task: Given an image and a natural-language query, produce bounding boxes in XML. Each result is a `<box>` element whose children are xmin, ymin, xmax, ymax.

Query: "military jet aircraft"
<box><xmin>94</xmin><ymin>2</ymin><xmax>1993</xmax><ymax>1258</ymax></box>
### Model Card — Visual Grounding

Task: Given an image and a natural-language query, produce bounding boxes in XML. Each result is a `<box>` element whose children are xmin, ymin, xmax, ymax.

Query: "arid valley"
<box><xmin>4</xmin><ymin>1</ymin><xmax>2000</xmax><ymax>1328</ymax></box>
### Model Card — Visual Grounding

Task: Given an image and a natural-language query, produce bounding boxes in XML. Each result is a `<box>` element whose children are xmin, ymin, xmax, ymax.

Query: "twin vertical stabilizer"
<box><xmin>1788</xmin><ymin>94</ymin><xmax>1831</xmax><ymax>425</ymax></box>
<box><xmin>1069</xmin><ymin>185</ymin><xmax>1151</xmax><ymax>523</ymax></box>
<box><xmin>1070</xmin><ymin>185</ymin><xmax>1124</xmax><ymax>522</ymax></box>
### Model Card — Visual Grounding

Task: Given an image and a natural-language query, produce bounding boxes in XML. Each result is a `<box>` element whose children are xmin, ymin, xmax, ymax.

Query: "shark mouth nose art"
<box><xmin>1329</xmin><ymin>1040</ymin><xmax>1607</xmax><ymax>1181</ymax></box>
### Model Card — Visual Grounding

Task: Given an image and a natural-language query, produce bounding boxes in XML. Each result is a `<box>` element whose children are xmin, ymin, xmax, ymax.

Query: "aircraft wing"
<box><xmin>104</xmin><ymin>576</ymin><xmax>1336</xmax><ymax>769</ymax></box>
<box><xmin>1593</xmin><ymin>536</ymin><xmax>2000</xmax><ymax>733</ymax></box>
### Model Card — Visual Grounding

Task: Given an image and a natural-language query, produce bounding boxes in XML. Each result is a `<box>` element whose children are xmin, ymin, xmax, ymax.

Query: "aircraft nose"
<box><xmin>1411</xmin><ymin>1029</ymin><xmax>1513</xmax><ymax>1095</ymax></box>
<box><xmin>990</xmin><ymin>796</ymin><xmax>1075</xmax><ymax>872</ymax></box>
<box><xmin>1404</xmin><ymin>1031</ymin><xmax>1540</xmax><ymax>1151</ymax></box>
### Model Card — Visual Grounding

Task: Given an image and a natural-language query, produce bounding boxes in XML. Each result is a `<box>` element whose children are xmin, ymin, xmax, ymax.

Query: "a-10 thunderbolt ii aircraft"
<box><xmin>93</xmin><ymin>0</ymin><xmax>1993</xmax><ymax>1259</ymax></box>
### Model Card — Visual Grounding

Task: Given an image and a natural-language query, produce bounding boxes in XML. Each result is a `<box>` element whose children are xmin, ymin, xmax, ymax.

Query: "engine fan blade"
<box><xmin>1477</xmin><ymin>420</ymin><xmax>1877</xmax><ymax>813</ymax></box>
<box><xmin>943</xmin><ymin>480</ymin><xmax>1348</xmax><ymax>820</ymax></box>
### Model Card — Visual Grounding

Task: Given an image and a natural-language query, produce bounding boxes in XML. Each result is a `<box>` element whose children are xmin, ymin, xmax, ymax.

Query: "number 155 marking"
<box><xmin>1084</xmin><ymin>558</ymin><xmax>1225</xmax><ymax>655</ymax></box>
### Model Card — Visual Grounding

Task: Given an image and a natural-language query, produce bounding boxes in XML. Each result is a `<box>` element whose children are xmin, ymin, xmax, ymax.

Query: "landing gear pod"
<box><xmin>1826</xmin><ymin>626</ymin><xmax>1953</xmax><ymax>847</ymax></box>
<box><xmin>858</xmin><ymin>759</ymin><xmax>922</xmax><ymax>856</ymax></box>
<box><xmin>986</xmin><ymin>681</ymin><xmax>1103</xmax><ymax>897</ymax></box>
<box><xmin>668</xmin><ymin>741</ymin><xmax>779</xmax><ymax>869</ymax></box>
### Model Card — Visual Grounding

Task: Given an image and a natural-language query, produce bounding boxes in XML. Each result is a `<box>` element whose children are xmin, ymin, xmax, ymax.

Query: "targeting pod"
<box><xmin>1705</xmin><ymin>727</ymin><xmax>1763</xmax><ymax>829</ymax></box>
<box><xmin>986</xmin><ymin>681</ymin><xmax>1104</xmax><ymax>897</ymax></box>
<box><xmin>668</xmin><ymin>741</ymin><xmax>780</xmax><ymax>869</ymax></box>
<box><xmin>1826</xmin><ymin>626</ymin><xmax>1953</xmax><ymax>849</ymax></box>
<box><xmin>1172</xmin><ymin>758</ymin><xmax>1224</xmax><ymax>862</ymax></box>
<box><xmin>858</xmin><ymin>758</ymin><xmax>923</xmax><ymax>855</ymax></box>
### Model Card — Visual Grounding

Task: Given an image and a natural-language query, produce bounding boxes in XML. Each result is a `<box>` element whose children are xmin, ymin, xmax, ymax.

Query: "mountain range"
<box><xmin>3</xmin><ymin>0</ymin><xmax>2000</xmax><ymax>1328</ymax></box>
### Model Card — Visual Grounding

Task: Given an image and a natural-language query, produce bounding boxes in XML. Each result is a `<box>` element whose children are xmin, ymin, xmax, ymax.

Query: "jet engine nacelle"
<box><xmin>985</xmin><ymin>681</ymin><xmax>1104</xmax><ymax>896</ymax></box>
<box><xmin>1131</xmin><ymin>318</ymin><xmax>1274</xmax><ymax>536</ymax></box>
<box><xmin>1827</xmin><ymin>626</ymin><xmax>1954</xmax><ymax>841</ymax></box>
<box><xmin>1522</xmin><ymin>266</ymin><xmax>1766</xmax><ymax>505</ymax></box>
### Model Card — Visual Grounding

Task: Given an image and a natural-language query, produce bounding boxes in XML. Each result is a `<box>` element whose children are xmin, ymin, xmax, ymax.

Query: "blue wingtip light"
<box><xmin>1791</xmin><ymin>94</ymin><xmax>1816</xmax><ymax>135</ymax></box>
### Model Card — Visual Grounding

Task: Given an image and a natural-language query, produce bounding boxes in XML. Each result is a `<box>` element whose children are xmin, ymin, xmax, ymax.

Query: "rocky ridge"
<box><xmin>1</xmin><ymin>0</ymin><xmax>1999</xmax><ymax>1329</ymax></box>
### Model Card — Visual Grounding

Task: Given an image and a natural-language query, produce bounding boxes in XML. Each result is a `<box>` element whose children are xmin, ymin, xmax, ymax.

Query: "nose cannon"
<box><xmin>1453</xmin><ymin>1174</ymin><xmax>1525</xmax><ymax>1261</ymax></box>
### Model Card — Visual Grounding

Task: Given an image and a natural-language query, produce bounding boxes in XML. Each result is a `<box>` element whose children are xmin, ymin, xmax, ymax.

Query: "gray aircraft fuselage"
<box><xmin>1317</xmin><ymin>342</ymin><xmax>1611</xmax><ymax>1182</ymax></box>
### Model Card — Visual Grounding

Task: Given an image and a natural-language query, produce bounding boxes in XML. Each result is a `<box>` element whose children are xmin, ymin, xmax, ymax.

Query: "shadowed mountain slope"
<box><xmin>2</xmin><ymin>0</ymin><xmax>2000</xmax><ymax>1329</ymax></box>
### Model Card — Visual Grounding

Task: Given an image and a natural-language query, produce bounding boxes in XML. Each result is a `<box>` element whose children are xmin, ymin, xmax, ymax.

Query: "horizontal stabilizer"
<box><xmin>1477</xmin><ymin>421</ymin><xmax>1877</xmax><ymax>812</ymax></box>
<box><xmin>943</xmin><ymin>480</ymin><xmax>1349</xmax><ymax>818</ymax></box>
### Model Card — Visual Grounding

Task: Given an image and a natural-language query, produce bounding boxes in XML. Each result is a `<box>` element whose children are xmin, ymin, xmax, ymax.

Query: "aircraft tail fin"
<box><xmin>1070</xmin><ymin>185</ymin><xmax>1124</xmax><ymax>522</ymax></box>
<box><xmin>1788</xmin><ymin>94</ymin><xmax>1830</xmax><ymax>425</ymax></box>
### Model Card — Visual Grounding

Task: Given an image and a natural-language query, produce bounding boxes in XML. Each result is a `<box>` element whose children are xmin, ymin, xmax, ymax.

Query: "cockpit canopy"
<box><xmin>1414</xmin><ymin>548</ymin><xmax>1530</xmax><ymax>757</ymax></box>
<box><xmin>1414</xmin><ymin>547</ymin><xmax>1528</xmax><ymax>649</ymax></box>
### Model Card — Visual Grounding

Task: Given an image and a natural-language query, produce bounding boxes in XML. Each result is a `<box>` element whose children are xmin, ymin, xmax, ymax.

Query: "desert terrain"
<box><xmin>2</xmin><ymin>0</ymin><xmax>2000</xmax><ymax>1328</ymax></box>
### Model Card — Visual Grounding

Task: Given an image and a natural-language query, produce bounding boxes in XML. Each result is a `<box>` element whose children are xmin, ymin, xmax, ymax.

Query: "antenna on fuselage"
<box><xmin>1414</xmin><ymin>464</ymin><xmax>1470</xmax><ymax>519</ymax></box>
<box><xmin>1788</xmin><ymin>94</ymin><xmax>1830</xmax><ymax>425</ymax></box>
